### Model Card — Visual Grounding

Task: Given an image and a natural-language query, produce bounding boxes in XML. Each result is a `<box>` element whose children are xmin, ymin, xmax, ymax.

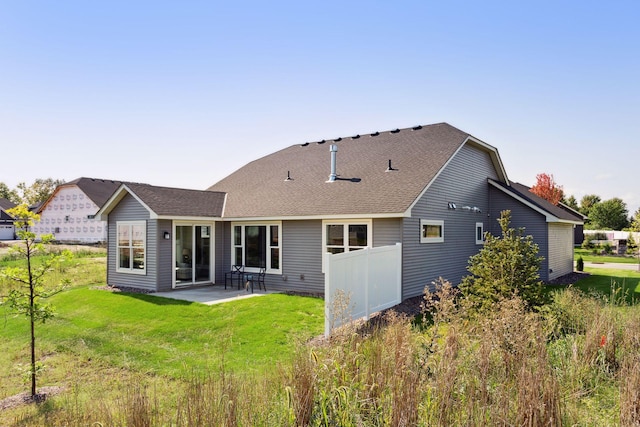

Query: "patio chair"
<box><xmin>225</xmin><ymin>264</ymin><xmax>244</xmax><ymax>289</ymax></box>
<box><xmin>255</xmin><ymin>267</ymin><xmax>266</xmax><ymax>291</ymax></box>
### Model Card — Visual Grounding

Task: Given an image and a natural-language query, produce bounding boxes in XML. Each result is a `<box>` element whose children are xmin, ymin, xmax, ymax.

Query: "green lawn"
<box><xmin>562</xmin><ymin>266</ymin><xmax>640</xmax><ymax>303</ymax></box>
<box><xmin>1</xmin><ymin>286</ymin><xmax>324</xmax><ymax>379</ymax></box>
<box><xmin>575</xmin><ymin>247</ymin><xmax>640</xmax><ymax>264</ymax></box>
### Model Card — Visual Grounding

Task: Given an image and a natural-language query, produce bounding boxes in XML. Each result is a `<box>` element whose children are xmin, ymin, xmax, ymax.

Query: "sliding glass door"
<box><xmin>175</xmin><ymin>224</ymin><xmax>211</xmax><ymax>286</ymax></box>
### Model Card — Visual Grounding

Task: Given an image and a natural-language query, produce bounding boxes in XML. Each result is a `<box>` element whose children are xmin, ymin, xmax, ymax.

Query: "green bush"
<box><xmin>576</xmin><ymin>256</ymin><xmax>584</xmax><ymax>271</ymax></box>
<box><xmin>460</xmin><ymin>210</ymin><xmax>545</xmax><ymax>312</ymax></box>
<box><xmin>582</xmin><ymin>238</ymin><xmax>595</xmax><ymax>250</ymax></box>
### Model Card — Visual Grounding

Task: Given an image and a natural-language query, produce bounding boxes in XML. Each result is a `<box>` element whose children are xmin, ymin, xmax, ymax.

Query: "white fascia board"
<box><xmin>221</xmin><ymin>212</ymin><xmax>407</xmax><ymax>222</ymax></box>
<box><xmin>488</xmin><ymin>179</ymin><xmax>582</xmax><ymax>225</ymax></box>
<box><xmin>95</xmin><ymin>184</ymin><xmax>157</xmax><ymax>220</ymax></box>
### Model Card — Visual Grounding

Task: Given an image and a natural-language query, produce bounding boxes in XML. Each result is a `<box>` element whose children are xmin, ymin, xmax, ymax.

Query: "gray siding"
<box><xmin>156</xmin><ymin>219</ymin><xmax>173</xmax><ymax>291</ymax></box>
<box><xmin>218</xmin><ymin>218</ymin><xmax>402</xmax><ymax>295</ymax></box>
<box><xmin>275</xmin><ymin>220</ymin><xmax>324</xmax><ymax>294</ymax></box>
<box><xmin>215</xmin><ymin>221</ymin><xmax>228</xmax><ymax>285</ymax></box>
<box><xmin>402</xmin><ymin>144</ymin><xmax>499</xmax><ymax>299</ymax></box>
<box><xmin>373</xmin><ymin>218</ymin><xmax>402</xmax><ymax>247</ymax></box>
<box><xmin>107</xmin><ymin>194</ymin><xmax>158</xmax><ymax>291</ymax></box>
<box><xmin>488</xmin><ymin>186</ymin><xmax>550</xmax><ymax>281</ymax></box>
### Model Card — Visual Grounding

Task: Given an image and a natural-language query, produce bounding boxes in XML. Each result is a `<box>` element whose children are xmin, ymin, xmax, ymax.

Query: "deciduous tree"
<box><xmin>16</xmin><ymin>178</ymin><xmax>64</xmax><ymax>206</ymax></box>
<box><xmin>530</xmin><ymin>173</ymin><xmax>564</xmax><ymax>205</ymax></box>
<box><xmin>0</xmin><ymin>182</ymin><xmax>19</xmax><ymax>204</ymax></box>
<box><xmin>562</xmin><ymin>194</ymin><xmax>579</xmax><ymax>211</ymax></box>
<box><xmin>0</xmin><ymin>205</ymin><xmax>70</xmax><ymax>397</ymax></box>
<box><xmin>580</xmin><ymin>194</ymin><xmax>601</xmax><ymax>218</ymax></box>
<box><xmin>589</xmin><ymin>198</ymin><xmax>629</xmax><ymax>230</ymax></box>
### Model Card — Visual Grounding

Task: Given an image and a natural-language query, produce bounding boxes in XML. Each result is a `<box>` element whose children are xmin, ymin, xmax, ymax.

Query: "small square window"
<box><xmin>476</xmin><ymin>222</ymin><xmax>485</xmax><ymax>245</ymax></box>
<box><xmin>420</xmin><ymin>220</ymin><xmax>444</xmax><ymax>243</ymax></box>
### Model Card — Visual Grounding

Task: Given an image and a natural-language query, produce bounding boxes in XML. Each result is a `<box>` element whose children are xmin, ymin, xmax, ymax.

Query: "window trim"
<box><xmin>475</xmin><ymin>222</ymin><xmax>485</xmax><ymax>245</ymax></box>
<box><xmin>231</xmin><ymin>221</ymin><xmax>282</xmax><ymax>274</ymax></box>
<box><xmin>322</xmin><ymin>219</ymin><xmax>372</xmax><ymax>272</ymax></box>
<box><xmin>116</xmin><ymin>220</ymin><xmax>147</xmax><ymax>275</ymax></box>
<box><xmin>420</xmin><ymin>219</ymin><xmax>444</xmax><ymax>243</ymax></box>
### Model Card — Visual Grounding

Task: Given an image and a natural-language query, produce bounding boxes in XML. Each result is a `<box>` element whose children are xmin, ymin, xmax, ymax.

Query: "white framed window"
<box><xmin>116</xmin><ymin>221</ymin><xmax>146</xmax><ymax>274</ymax></box>
<box><xmin>420</xmin><ymin>219</ymin><xmax>444</xmax><ymax>243</ymax></box>
<box><xmin>475</xmin><ymin>222</ymin><xmax>485</xmax><ymax>245</ymax></box>
<box><xmin>231</xmin><ymin>221</ymin><xmax>281</xmax><ymax>273</ymax></box>
<box><xmin>322</xmin><ymin>219</ymin><xmax>372</xmax><ymax>270</ymax></box>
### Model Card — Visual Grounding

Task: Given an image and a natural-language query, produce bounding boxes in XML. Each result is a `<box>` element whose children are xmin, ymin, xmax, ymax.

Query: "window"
<box><xmin>232</xmin><ymin>222</ymin><xmax>281</xmax><ymax>273</ymax></box>
<box><xmin>117</xmin><ymin>221</ymin><xmax>146</xmax><ymax>274</ymax></box>
<box><xmin>475</xmin><ymin>222</ymin><xmax>485</xmax><ymax>245</ymax></box>
<box><xmin>322</xmin><ymin>220</ymin><xmax>372</xmax><ymax>269</ymax></box>
<box><xmin>420</xmin><ymin>219</ymin><xmax>444</xmax><ymax>243</ymax></box>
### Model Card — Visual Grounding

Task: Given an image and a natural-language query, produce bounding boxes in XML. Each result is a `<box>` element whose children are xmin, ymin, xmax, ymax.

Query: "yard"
<box><xmin>2</xmin><ymin>248</ymin><xmax>640</xmax><ymax>425</ymax></box>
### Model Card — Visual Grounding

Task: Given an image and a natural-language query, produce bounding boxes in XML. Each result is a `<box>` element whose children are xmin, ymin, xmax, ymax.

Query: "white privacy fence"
<box><xmin>324</xmin><ymin>243</ymin><xmax>402</xmax><ymax>336</ymax></box>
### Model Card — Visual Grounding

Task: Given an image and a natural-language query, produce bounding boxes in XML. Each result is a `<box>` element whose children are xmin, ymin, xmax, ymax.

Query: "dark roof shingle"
<box><xmin>207</xmin><ymin>123</ymin><xmax>489</xmax><ymax>218</ymax></box>
<box><xmin>124</xmin><ymin>183</ymin><xmax>225</xmax><ymax>217</ymax></box>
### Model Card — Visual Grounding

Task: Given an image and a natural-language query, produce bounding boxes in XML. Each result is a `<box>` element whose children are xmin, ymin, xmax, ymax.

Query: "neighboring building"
<box><xmin>97</xmin><ymin>123</ymin><xmax>583</xmax><ymax>296</ymax></box>
<box><xmin>34</xmin><ymin>178</ymin><xmax>124</xmax><ymax>244</ymax></box>
<box><xmin>0</xmin><ymin>198</ymin><xmax>17</xmax><ymax>240</ymax></box>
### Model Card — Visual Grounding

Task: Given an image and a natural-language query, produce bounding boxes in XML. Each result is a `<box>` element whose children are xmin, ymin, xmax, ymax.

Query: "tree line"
<box><xmin>528</xmin><ymin>173</ymin><xmax>638</xmax><ymax>231</ymax></box>
<box><xmin>0</xmin><ymin>178</ymin><xmax>65</xmax><ymax>207</ymax></box>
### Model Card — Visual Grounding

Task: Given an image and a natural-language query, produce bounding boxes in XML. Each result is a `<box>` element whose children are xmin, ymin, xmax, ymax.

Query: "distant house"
<box><xmin>33</xmin><ymin>178</ymin><xmax>124</xmax><ymax>244</ymax></box>
<box><xmin>0</xmin><ymin>198</ymin><xmax>17</xmax><ymax>240</ymax></box>
<box><xmin>97</xmin><ymin>123</ymin><xmax>583</xmax><ymax>297</ymax></box>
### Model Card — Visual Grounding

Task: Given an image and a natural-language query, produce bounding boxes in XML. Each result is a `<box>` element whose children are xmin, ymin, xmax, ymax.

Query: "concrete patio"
<box><xmin>152</xmin><ymin>285</ymin><xmax>274</xmax><ymax>305</ymax></box>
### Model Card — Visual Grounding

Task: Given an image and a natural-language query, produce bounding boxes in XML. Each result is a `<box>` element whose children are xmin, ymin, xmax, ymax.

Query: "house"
<box><xmin>0</xmin><ymin>198</ymin><xmax>17</xmax><ymax>240</ymax></box>
<box><xmin>488</xmin><ymin>181</ymin><xmax>583</xmax><ymax>281</ymax></box>
<box><xmin>558</xmin><ymin>202</ymin><xmax>587</xmax><ymax>247</ymax></box>
<box><xmin>33</xmin><ymin>178</ymin><xmax>124</xmax><ymax>244</ymax></box>
<box><xmin>97</xmin><ymin>123</ymin><xmax>583</xmax><ymax>297</ymax></box>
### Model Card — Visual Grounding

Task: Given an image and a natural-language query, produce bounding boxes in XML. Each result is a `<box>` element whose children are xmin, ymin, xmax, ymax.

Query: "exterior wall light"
<box><xmin>163</xmin><ymin>231</ymin><xmax>170</xmax><ymax>240</ymax></box>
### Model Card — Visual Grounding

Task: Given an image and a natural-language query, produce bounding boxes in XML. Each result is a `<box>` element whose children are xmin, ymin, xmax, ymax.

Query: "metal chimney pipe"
<box><xmin>328</xmin><ymin>144</ymin><xmax>338</xmax><ymax>182</ymax></box>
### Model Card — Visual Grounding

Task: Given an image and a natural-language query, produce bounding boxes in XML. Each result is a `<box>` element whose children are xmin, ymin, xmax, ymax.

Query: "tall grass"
<box><xmin>3</xmin><ymin>265</ymin><xmax>640</xmax><ymax>425</ymax></box>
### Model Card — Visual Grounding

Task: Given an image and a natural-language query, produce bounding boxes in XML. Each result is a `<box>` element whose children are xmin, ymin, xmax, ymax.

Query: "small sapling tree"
<box><xmin>0</xmin><ymin>204</ymin><xmax>71</xmax><ymax>398</ymax></box>
<box><xmin>460</xmin><ymin>210</ymin><xmax>545</xmax><ymax>312</ymax></box>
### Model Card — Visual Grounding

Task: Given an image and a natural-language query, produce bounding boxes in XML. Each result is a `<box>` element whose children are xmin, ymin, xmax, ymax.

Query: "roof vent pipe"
<box><xmin>327</xmin><ymin>144</ymin><xmax>338</xmax><ymax>182</ymax></box>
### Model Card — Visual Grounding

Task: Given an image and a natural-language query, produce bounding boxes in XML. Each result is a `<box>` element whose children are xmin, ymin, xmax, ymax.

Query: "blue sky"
<box><xmin>2</xmin><ymin>1</ymin><xmax>639</xmax><ymax>214</ymax></box>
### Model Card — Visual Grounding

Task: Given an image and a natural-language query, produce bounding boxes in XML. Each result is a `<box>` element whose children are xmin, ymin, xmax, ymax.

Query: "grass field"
<box><xmin>2</xmin><ymin>247</ymin><xmax>640</xmax><ymax>425</ymax></box>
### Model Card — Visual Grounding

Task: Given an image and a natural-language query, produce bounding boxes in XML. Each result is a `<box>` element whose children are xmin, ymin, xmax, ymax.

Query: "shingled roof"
<box><xmin>207</xmin><ymin>122</ymin><xmax>506</xmax><ymax>218</ymax></box>
<box><xmin>489</xmin><ymin>180</ymin><xmax>584</xmax><ymax>223</ymax></box>
<box><xmin>98</xmin><ymin>183</ymin><xmax>226</xmax><ymax>219</ymax></box>
<box><xmin>0</xmin><ymin>198</ymin><xmax>16</xmax><ymax>212</ymax></box>
<box><xmin>38</xmin><ymin>177</ymin><xmax>124</xmax><ymax>213</ymax></box>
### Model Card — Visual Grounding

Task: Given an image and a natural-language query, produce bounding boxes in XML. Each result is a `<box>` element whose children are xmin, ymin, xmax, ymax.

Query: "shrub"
<box><xmin>576</xmin><ymin>256</ymin><xmax>584</xmax><ymax>272</ymax></box>
<box><xmin>460</xmin><ymin>210</ymin><xmax>545</xmax><ymax>312</ymax></box>
<box><xmin>603</xmin><ymin>243</ymin><xmax>613</xmax><ymax>255</ymax></box>
<box><xmin>582</xmin><ymin>237</ymin><xmax>595</xmax><ymax>250</ymax></box>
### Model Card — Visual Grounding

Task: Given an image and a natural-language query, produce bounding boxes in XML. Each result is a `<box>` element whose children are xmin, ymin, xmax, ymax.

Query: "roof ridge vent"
<box><xmin>351</xmin><ymin>134</ymin><xmax>360</xmax><ymax>139</ymax></box>
<box><xmin>301</xmin><ymin>142</ymin><xmax>309</xmax><ymax>147</ymax></box>
<box><xmin>333</xmin><ymin>137</ymin><xmax>342</xmax><ymax>142</ymax></box>
<box><xmin>390</xmin><ymin>128</ymin><xmax>400</xmax><ymax>134</ymax></box>
<box><xmin>370</xmin><ymin>131</ymin><xmax>380</xmax><ymax>137</ymax></box>
<box><xmin>412</xmin><ymin>125</ymin><xmax>422</xmax><ymax>131</ymax></box>
<box><xmin>317</xmin><ymin>139</ymin><xmax>326</xmax><ymax>144</ymax></box>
